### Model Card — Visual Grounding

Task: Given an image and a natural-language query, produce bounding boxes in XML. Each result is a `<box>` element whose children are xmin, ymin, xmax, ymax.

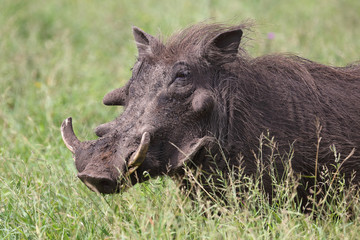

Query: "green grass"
<box><xmin>1</xmin><ymin>0</ymin><xmax>360</xmax><ymax>238</ymax></box>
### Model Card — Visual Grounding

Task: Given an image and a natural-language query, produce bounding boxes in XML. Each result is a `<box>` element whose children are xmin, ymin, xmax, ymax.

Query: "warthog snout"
<box><xmin>77</xmin><ymin>172</ymin><xmax>118</xmax><ymax>194</ymax></box>
<box><xmin>61</xmin><ymin>117</ymin><xmax>151</xmax><ymax>194</ymax></box>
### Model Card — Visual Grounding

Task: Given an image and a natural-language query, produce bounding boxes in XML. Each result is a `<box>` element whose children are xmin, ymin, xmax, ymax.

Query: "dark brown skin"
<box><xmin>61</xmin><ymin>23</ymin><xmax>360</xmax><ymax>206</ymax></box>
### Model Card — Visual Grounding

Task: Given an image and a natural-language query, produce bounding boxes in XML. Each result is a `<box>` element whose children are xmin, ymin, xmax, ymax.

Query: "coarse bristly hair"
<box><xmin>148</xmin><ymin>22</ymin><xmax>253</xmax><ymax>65</ymax></box>
<box><xmin>141</xmin><ymin>22</ymin><xmax>360</xmax><ymax>205</ymax></box>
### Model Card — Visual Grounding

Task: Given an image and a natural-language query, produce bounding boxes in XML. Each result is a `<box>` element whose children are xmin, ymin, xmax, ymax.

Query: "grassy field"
<box><xmin>1</xmin><ymin>0</ymin><xmax>360</xmax><ymax>239</ymax></box>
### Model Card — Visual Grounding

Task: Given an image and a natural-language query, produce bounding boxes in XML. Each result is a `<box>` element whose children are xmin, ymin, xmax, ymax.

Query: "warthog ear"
<box><xmin>204</xmin><ymin>28</ymin><xmax>243</xmax><ymax>64</ymax></box>
<box><xmin>132</xmin><ymin>26</ymin><xmax>162</xmax><ymax>57</ymax></box>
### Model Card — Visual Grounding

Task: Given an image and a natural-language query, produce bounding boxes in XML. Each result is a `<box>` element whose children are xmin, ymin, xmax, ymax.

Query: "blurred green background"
<box><xmin>0</xmin><ymin>0</ymin><xmax>359</xmax><ymax>238</ymax></box>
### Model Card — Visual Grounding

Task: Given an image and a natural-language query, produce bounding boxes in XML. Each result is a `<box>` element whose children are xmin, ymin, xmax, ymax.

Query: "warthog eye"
<box><xmin>169</xmin><ymin>62</ymin><xmax>192</xmax><ymax>87</ymax></box>
<box><xmin>175</xmin><ymin>70</ymin><xmax>191</xmax><ymax>81</ymax></box>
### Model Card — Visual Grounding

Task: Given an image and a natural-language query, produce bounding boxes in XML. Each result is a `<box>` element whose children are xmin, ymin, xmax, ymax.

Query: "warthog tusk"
<box><xmin>61</xmin><ymin>117</ymin><xmax>81</xmax><ymax>154</ymax></box>
<box><xmin>127</xmin><ymin>132</ymin><xmax>150</xmax><ymax>175</ymax></box>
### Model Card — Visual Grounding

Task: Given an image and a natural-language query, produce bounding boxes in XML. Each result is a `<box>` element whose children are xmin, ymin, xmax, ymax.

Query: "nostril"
<box><xmin>77</xmin><ymin>173</ymin><xmax>117</xmax><ymax>194</ymax></box>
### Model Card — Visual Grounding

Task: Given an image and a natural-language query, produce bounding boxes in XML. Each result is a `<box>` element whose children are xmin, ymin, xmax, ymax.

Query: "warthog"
<box><xmin>61</xmin><ymin>23</ymin><xmax>360</xmax><ymax>205</ymax></box>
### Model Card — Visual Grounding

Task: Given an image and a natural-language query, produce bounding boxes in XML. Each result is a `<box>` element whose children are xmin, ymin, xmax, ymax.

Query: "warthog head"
<box><xmin>61</xmin><ymin>24</ymin><xmax>243</xmax><ymax>194</ymax></box>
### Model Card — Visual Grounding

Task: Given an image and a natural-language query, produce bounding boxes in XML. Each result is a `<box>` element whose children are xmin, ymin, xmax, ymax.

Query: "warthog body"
<box><xmin>61</xmin><ymin>23</ymin><xmax>360</xmax><ymax>205</ymax></box>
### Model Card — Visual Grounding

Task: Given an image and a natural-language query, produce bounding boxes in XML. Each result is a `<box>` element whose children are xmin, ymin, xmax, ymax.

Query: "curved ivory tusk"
<box><xmin>127</xmin><ymin>132</ymin><xmax>150</xmax><ymax>174</ymax></box>
<box><xmin>61</xmin><ymin>117</ymin><xmax>81</xmax><ymax>154</ymax></box>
